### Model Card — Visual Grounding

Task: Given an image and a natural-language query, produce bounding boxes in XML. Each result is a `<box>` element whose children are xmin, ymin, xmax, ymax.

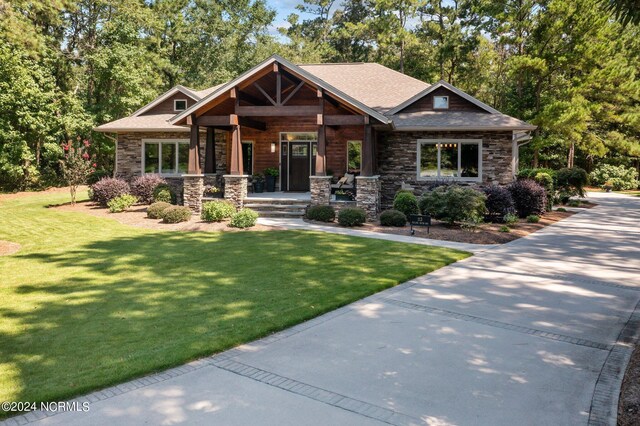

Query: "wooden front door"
<box><xmin>288</xmin><ymin>142</ymin><xmax>310</xmax><ymax>191</ymax></box>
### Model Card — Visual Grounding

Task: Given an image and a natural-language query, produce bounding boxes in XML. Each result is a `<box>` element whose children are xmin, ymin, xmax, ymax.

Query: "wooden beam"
<box><xmin>188</xmin><ymin>117</ymin><xmax>201</xmax><ymax>174</ymax></box>
<box><xmin>229</xmin><ymin>124</ymin><xmax>243</xmax><ymax>175</ymax></box>
<box><xmin>195</xmin><ymin>116</ymin><xmax>232</xmax><ymax>126</ymax></box>
<box><xmin>254</xmin><ymin>82</ymin><xmax>276</xmax><ymax>106</ymax></box>
<box><xmin>323</xmin><ymin>115</ymin><xmax>367</xmax><ymax>126</ymax></box>
<box><xmin>317</xmin><ymin>88</ymin><xmax>323</xmax><ymax>98</ymax></box>
<box><xmin>238</xmin><ymin>116</ymin><xmax>266</xmax><ymax>131</ymax></box>
<box><xmin>273</xmin><ymin>62</ymin><xmax>279</xmax><ymax>73</ymax></box>
<box><xmin>317</xmin><ymin>114</ymin><xmax>323</xmax><ymax>125</ymax></box>
<box><xmin>315</xmin><ymin>124</ymin><xmax>326</xmax><ymax>175</ymax></box>
<box><xmin>361</xmin><ymin>124</ymin><xmax>373</xmax><ymax>176</ymax></box>
<box><xmin>230</xmin><ymin>87</ymin><xmax>237</xmax><ymax>99</ymax></box>
<box><xmin>276</xmin><ymin>70</ymin><xmax>281</xmax><ymax>105</ymax></box>
<box><xmin>236</xmin><ymin>105</ymin><xmax>321</xmax><ymax>117</ymax></box>
<box><xmin>281</xmin><ymin>81</ymin><xmax>305</xmax><ymax>105</ymax></box>
<box><xmin>204</xmin><ymin>127</ymin><xmax>216</xmax><ymax>174</ymax></box>
<box><xmin>238</xmin><ymin>90</ymin><xmax>263</xmax><ymax>106</ymax></box>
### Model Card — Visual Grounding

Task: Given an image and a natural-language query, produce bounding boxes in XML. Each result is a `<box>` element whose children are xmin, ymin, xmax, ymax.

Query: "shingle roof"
<box><xmin>299</xmin><ymin>63</ymin><xmax>430</xmax><ymax>114</ymax></box>
<box><xmin>94</xmin><ymin>114</ymin><xmax>188</xmax><ymax>132</ymax></box>
<box><xmin>390</xmin><ymin>111</ymin><xmax>537</xmax><ymax>131</ymax></box>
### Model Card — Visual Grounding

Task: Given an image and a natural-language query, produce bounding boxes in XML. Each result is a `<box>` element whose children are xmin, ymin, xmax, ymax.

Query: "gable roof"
<box><xmin>170</xmin><ymin>55</ymin><xmax>392</xmax><ymax>126</ymax></box>
<box><xmin>131</xmin><ymin>85</ymin><xmax>201</xmax><ymax>117</ymax></box>
<box><xmin>387</xmin><ymin>80</ymin><xmax>501</xmax><ymax>116</ymax></box>
<box><xmin>94</xmin><ymin>114</ymin><xmax>189</xmax><ymax>132</ymax></box>
<box><xmin>298</xmin><ymin>63</ymin><xmax>429</xmax><ymax>114</ymax></box>
<box><xmin>390</xmin><ymin>111</ymin><xmax>537</xmax><ymax>131</ymax></box>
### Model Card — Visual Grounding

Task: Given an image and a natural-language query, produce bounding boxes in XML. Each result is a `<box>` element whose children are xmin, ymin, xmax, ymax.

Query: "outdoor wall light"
<box><xmin>271</xmin><ymin>142</ymin><xmax>276</xmax><ymax>153</ymax></box>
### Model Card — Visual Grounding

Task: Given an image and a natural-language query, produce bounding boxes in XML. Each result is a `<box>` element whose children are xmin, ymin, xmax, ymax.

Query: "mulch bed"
<box><xmin>619</xmin><ymin>345</ymin><xmax>640</xmax><ymax>425</ymax></box>
<box><xmin>307</xmin><ymin>210</ymin><xmax>576</xmax><ymax>245</ymax></box>
<box><xmin>0</xmin><ymin>240</ymin><xmax>20</xmax><ymax>256</ymax></box>
<box><xmin>53</xmin><ymin>201</ymin><xmax>281</xmax><ymax>232</ymax></box>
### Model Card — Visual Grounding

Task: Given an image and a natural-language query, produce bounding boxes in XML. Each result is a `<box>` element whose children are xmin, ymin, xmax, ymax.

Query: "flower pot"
<box><xmin>254</xmin><ymin>180</ymin><xmax>265</xmax><ymax>193</ymax></box>
<box><xmin>265</xmin><ymin>175</ymin><xmax>276</xmax><ymax>192</ymax></box>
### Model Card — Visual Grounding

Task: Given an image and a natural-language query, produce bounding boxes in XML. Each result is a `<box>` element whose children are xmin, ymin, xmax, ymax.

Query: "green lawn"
<box><xmin>0</xmin><ymin>191</ymin><xmax>469</xmax><ymax>411</ymax></box>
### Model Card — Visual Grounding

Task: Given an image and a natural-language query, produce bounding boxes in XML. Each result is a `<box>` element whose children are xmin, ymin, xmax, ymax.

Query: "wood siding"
<box><xmin>400</xmin><ymin>87</ymin><xmax>487</xmax><ymax>113</ymax></box>
<box><xmin>141</xmin><ymin>93</ymin><xmax>198</xmax><ymax>116</ymax></box>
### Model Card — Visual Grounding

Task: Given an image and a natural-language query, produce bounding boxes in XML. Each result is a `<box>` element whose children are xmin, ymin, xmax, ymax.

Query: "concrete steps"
<box><xmin>243</xmin><ymin>198</ymin><xmax>309</xmax><ymax>218</ymax></box>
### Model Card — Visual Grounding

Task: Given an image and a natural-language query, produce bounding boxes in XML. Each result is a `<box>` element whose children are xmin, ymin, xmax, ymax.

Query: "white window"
<box><xmin>433</xmin><ymin>96</ymin><xmax>449</xmax><ymax>109</ymax></box>
<box><xmin>174</xmin><ymin>99</ymin><xmax>187</xmax><ymax>111</ymax></box>
<box><xmin>143</xmin><ymin>140</ymin><xmax>190</xmax><ymax>175</ymax></box>
<box><xmin>417</xmin><ymin>139</ymin><xmax>482</xmax><ymax>181</ymax></box>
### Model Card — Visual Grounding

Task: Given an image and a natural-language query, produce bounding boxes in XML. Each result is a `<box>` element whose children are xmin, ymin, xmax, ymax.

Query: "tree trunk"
<box><xmin>567</xmin><ymin>142</ymin><xmax>575</xmax><ymax>168</ymax></box>
<box><xmin>533</xmin><ymin>148</ymin><xmax>539</xmax><ymax>168</ymax></box>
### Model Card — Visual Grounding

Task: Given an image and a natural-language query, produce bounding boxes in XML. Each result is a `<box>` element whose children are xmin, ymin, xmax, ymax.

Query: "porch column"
<box><xmin>229</xmin><ymin>120</ymin><xmax>243</xmax><ymax>175</ymax></box>
<box><xmin>361</xmin><ymin>122</ymin><xmax>374</xmax><ymax>176</ymax></box>
<box><xmin>315</xmin><ymin>123</ymin><xmax>326</xmax><ymax>175</ymax></box>
<box><xmin>188</xmin><ymin>119</ymin><xmax>201</xmax><ymax>174</ymax></box>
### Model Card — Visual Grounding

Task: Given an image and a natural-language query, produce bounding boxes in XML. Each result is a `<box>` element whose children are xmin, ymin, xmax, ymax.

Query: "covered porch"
<box><xmin>174</xmin><ymin>56</ymin><xmax>387</xmax><ymax>219</ymax></box>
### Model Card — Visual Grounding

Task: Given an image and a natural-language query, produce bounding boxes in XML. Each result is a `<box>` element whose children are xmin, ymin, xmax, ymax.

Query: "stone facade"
<box><xmin>309</xmin><ymin>176</ymin><xmax>332</xmax><ymax>205</ymax></box>
<box><xmin>355</xmin><ymin>176</ymin><xmax>381</xmax><ymax>221</ymax></box>
<box><xmin>183</xmin><ymin>175</ymin><xmax>204</xmax><ymax>214</ymax></box>
<box><xmin>223</xmin><ymin>175</ymin><xmax>248</xmax><ymax>209</ymax></box>
<box><xmin>376</xmin><ymin>131</ymin><xmax>514</xmax><ymax>208</ymax></box>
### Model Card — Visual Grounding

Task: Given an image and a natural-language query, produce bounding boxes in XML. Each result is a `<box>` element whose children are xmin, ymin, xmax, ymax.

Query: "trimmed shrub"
<box><xmin>556</xmin><ymin>207</ymin><xmax>567</xmax><ymax>212</ymax></box>
<box><xmin>201</xmin><ymin>200</ymin><xmax>235</xmax><ymax>222</ymax></box>
<box><xmin>499</xmin><ymin>225</ymin><xmax>510</xmax><ymax>233</ymax></box>
<box><xmin>131</xmin><ymin>174</ymin><xmax>166</xmax><ymax>204</ymax></box>
<box><xmin>161</xmin><ymin>205</ymin><xmax>192</xmax><ymax>223</ymax></box>
<box><xmin>380</xmin><ymin>209</ymin><xmax>407</xmax><ymax>227</ymax></box>
<box><xmin>90</xmin><ymin>177</ymin><xmax>130</xmax><ymax>207</ymax></box>
<box><xmin>147</xmin><ymin>202</ymin><xmax>172</xmax><ymax>219</ymax></box>
<box><xmin>556</xmin><ymin>167</ymin><xmax>588</xmax><ymax>197</ymax></box>
<box><xmin>568</xmin><ymin>199</ymin><xmax>581</xmax><ymax>207</ymax></box>
<box><xmin>508</xmin><ymin>179</ymin><xmax>546</xmax><ymax>217</ymax></box>
<box><xmin>393</xmin><ymin>191</ymin><xmax>419</xmax><ymax>217</ymax></box>
<box><xmin>534</xmin><ymin>172</ymin><xmax>554</xmax><ymax>210</ymax></box>
<box><xmin>526</xmin><ymin>214</ymin><xmax>540</xmax><ymax>223</ymax></box>
<box><xmin>419</xmin><ymin>185</ymin><xmax>487</xmax><ymax>225</ymax></box>
<box><xmin>306</xmin><ymin>205</ymin><xmax>336</xmax><ymax>222</ymax></box>
<box><xmin>503</xmin><ymin>213</ymin><xmax>519</xmax><ymax>225</ymax></box>
<box><xmin>338</xmin><ymin>207</ymin><xmax>366</xmax><ymax>227</ymax></box>
<box><xmin>153</xmin><ymin>183</ymin><xmax>176</xmax><ymax>204</ymax></box>
<box><xmin>482</xmin><ymin>185</ymin><xmax>515</xmax><ymax>219</ymax></box>
<box><xmin>107</xmin><ymin>194</ymin><xmax>138</xmax><ymax>213</ymax></box>
<box><xmin>589</xmin><ymin>164</ymin><xmax>638</xmax><ymax>190</ymax></box>
<box><xmin>229</xmin><ymin>208</ymin><xmax>259</xmax><ymax>228</ymax></box>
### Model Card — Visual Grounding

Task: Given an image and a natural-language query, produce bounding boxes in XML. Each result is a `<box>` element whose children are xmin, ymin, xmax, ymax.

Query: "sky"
<box><xmin>268</xmin><ymin>0</ymin><xmax>324</xmax><ymax>36</ymax></box>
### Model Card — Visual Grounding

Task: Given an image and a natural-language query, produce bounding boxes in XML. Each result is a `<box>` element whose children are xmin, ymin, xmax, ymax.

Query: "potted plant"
<box><xmin>335</xmin><ymin>190</ymin><xmax>353</xmax><ymax>201</ymax></box>
<box><xmin>263</xmin><ymin>167</ymin><xmax>279</xmax><ymax>192</ymax></box>
<box><xmin>203</xmin><ymin>185</ymin><xmax>223</xmax><ymax>198</ymax></box>
<box><xmin>602</xmin><ymin>180</ymin><xmax>613</xmax><ymax>192</ymax></box>
<box><xmin>252</xmin><ymin>174</ymin><xmax>265</xmax><ymax>193</ymax></box>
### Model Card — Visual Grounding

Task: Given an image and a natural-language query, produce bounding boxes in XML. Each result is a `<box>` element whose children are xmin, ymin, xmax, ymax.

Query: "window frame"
<box><xmin>346</xmin><ymin>140</ymin><xmax>362</xmax><ymax>173</ymax></box>
<box><xmin>433</xmin><ymin>95</ymin><xmax>449</xmax><ymax>110</ymax></box>
<box><xmin>416</xmin><ymin>139</ymin><xmax>482</xmax><ymax>182</ymax></box>
<box><xmin>142</xmin><ymin>139</ymin><xmax>190</xmax><ymax>176</ymax></box>
<box><xmin>241</xmin><ymin>140</ymin><xmax>254</xmax><ymax>175</ymax></box>
<box><xmin>174</xmin><ymin>99</ymin><xmax>188</xmax><ymax>112</ymax></box>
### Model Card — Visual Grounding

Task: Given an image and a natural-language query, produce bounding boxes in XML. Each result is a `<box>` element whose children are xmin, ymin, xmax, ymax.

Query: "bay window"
<box><xmin>143</xmin><ymin>140</ymin><xmax>190</xmax><ymax>175</ymax></box>
<box><xmin>417</xmin><ymin>139</ymin><xmax>482</xmax><ymax>181</ymax></box>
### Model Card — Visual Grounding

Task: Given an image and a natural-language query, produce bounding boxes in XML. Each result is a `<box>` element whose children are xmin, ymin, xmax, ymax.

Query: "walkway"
<box><xmin>5</xmin><ymin>192</ymin><xmax>639</xmax><ymax>426</ymax></box>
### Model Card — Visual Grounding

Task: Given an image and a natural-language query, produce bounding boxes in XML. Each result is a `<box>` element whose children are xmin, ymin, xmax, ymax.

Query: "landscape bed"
<box><xmin>0</xmin><ymin>191</ymin><xmax>469</xmax><ymax>416</ymax></box>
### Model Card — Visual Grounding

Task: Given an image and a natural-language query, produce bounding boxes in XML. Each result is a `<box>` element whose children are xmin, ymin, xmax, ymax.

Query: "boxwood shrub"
<box><xmin>147</xmin><ymin>202</ymin><xmax>172</xmax><ymax>219</ymax></box>
<box><xmin>131</xmin><ymin>174</ymin><xmax>166</xmax><ymax>204</ymax></box>
<box><xmin>419</xmin><ymin>185</ymin><xmax>487</xmax><ymax>225</ymax></box>
<box><xmin>90</xmin><ymin>177</ymin><xmax>130</xmax><ymax>207</ymax></box>
<box><xmin>393</xmin><ymin>191</ymin><xmax>419</xmax><ymax>217</ymax></box>
<box><xmin>107</xmin><ymin>194</ymin><xmax>138</xmax><ymax>213</ymax></box>
<box><xmin>526</xmin><ymin>214</ymin><xmax>540</xmax><ymax>223</ymax></box>
<box><xmin>306</xmin><ymin>205</ymin><xmax>336</xmax><ymax>222</ymax></box>
<box><xmin>508</xmin><ymin>179</ymin><xmax>546</xmax><ymax>217</ymax></box>
<box><xmin>201</xmin><ymin>200</ymin><xmax>236</xmax><ymax>222</ymax></box>
<box><xmin>229</xmin><ymin>208</ymin><xmax>259</xmax><ymax>228</ymax></box>
<box><xmin>338</xmin><ymin>207</ymin><xmax>366</xmax><ymax>227</ymax></box>
<box><xmin>161</xmin><ymin>205</ymin><xmax>192</xmax><ymax>223</ymax></box>
<box><xmin>379</xmin><ymin>209</ymin><xmax>407</xmax><ymax>227</ymax></box>
<box><xmin>153</xmin><ymin>184</ymin><xmax>176</xmax><ymax>204</ymax></box>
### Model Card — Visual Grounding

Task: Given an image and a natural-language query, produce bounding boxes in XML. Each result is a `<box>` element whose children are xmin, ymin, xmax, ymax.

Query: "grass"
<box><xmin>0</xmin><ymin>191</ymin><xmax>469</xmax><ymax>412</ymax></box>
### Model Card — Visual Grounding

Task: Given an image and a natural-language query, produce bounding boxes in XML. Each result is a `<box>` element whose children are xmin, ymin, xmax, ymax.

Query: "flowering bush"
<box><xmin>90</xmin><ymin>177</ymin><xmax>130</xmax><ymax>207</ymax></box>
<box><xmin>59</xmin><ymin>138</ymin><xmax>95</xmax><ymax>204</ymax></box>
<box><xmin>131</xmin><ymin>174</ymin><xmax>166</xmax><ymax>204</ymax></box>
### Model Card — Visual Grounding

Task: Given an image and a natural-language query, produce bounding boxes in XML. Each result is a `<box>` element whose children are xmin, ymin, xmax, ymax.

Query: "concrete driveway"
<box><xmin>5</xmin><ymin>193</ymin><xmax>640</xmax><ymax>426</ymax></box>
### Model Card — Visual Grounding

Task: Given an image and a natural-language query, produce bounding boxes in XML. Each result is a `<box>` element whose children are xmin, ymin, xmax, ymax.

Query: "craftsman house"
<box><xmin>95</xmin><ymin>54</ymin><xmax>535</xmax><ymax>219</ymax></box>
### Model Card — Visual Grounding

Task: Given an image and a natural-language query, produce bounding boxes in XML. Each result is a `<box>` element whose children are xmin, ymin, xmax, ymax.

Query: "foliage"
<box><xmin>503</xmin><ymin>213</ymin><xmax>519</xmax><ymax>225</ymax></box>
<box><xmin>589</xmin><ymin>164</ymin><xmax>638</xmax><ymax>190</ymax></box>
<box><xmin>556</xmin><ymin>207</ymin><xmax>567</xmax><ymax>212</ymax></box>
<box><xmin>556</xmin><ymin>167</ymin><xmax>589</xmax><ymax>197</ymax></box>
<box><xmin>161</xmin><ymin>206</ymin><xmax>192</xmax><ymax>223</ymax></box>
<box><xmin>263</xmin><ymin>167</ymin><xmax>279</xmax><ymax>177</ymax></box>
<box><xmin>482</xmin><ymin>185</ymin><xmax>515</xmax><ymax>220</ymax></box>
<box><xmin>499</xmin><ymin>225</ymin><xmax>510</xmax><ymax>233</ymax></box>
<box><xmin>534</xmin><ymin>172</ymin><xmax>555</xmax><ymax>210</ymax></box>
<box><xmin>392</xmin><ymin>191</ymin><xmax>419</xmax><ymax>217</ymax></box>
<box><xmin>568</xmin><ymin>200</ymin><xmax>581</xmax><ymax>207</ymax></box>
<box><xmin>107</xmin><ymin>194</ymin><xmax>138</xmax><ymax>213</ymax></box>
<box><xmin>419</xmin><ymin>186</ymin><xmax>487</xmax><ymax>225</ymax></box>
<box><xmin>460</xmin><ymin>213</ymin><xmax>484</xmax><ymax>233</ymax></box>
<box><xmin>87</xmin><ymin>170</ymin><xmax>112</xmax><ymax>185</ymax></box>
<box><xmin>146</xmin><ymin>202</ymin><xmax>172</xmax><ymax>219</ymax></box>
<box><xmin>526</xmin><ymin>215</ymin><xmax>540</xmax><ymax>223</ymax></box>
<box><xmin>131</xmin><ymin>174</ymin><xmax>167</xmax><ymax>204</ymax></box>
<box><xmin>153</xmin><ymin>184</ymin><xmax>176</xmax><ymax>204</ymax></box>
<box><xmin>90</xmin><ymin>177</ymin><xmax>130</xmax><ymax>207</ymax></box>
<box><xmin>508</xmin><ymin>180</ymin><xmax>547</xmax><ymax>218</ymax></box>
<box><xmin>517</xmin><ymin>168</ymin><xmax>557</xmax><ymax>182</ymax></box>
<box><xmin>201</xmin><ymin>200</ymin><xmax>236</xmax><ymax>222</ymax></box>
<box><xmin>306</xmin><ymin>205</ymin><xmax>336</xmax><ymax>222</ymax></box>
<box><xmin>229</xmin><ymin>208</ymin><xmax>259</xmax><ymax>228</ymax></box>
<box><xmin>58</xmin><ymin>139</ymin><xmax>95</xmax><ymax>205</ymax></box>
<box><xmin>337</xmin><ymin>207</ymin><xmax>367</xmax><ymax>227</ymax></box>
<box><xmin>379</xmin><ymin>209</ymin><xmax>407</xmax><ymax>227</ymax></box>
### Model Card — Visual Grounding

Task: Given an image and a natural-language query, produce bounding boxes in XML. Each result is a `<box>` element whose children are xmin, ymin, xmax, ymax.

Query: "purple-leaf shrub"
<box><xmin>90</xmin><ymin>177</ymin><xmax>130</xmax><ymax>207</ymax></box>
<box><xmin>508</xmin><ymin>179</ymin><xmax>547</xmax><ymax>218</ymax></box>
<box><xmin>131</xmin><ymin>174</ymin><xmax>167</xmax><ymax>204</ymax></box>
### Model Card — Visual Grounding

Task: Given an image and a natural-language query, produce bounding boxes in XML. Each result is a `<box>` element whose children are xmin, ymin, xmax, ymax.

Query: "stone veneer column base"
<box><xmin>309</xmin><ymin>175</ymin><xmax>332</xmax><ymax>205</ymax></box>
<box><xmin>223</xmin><ymin>175</ymin><xmax>249</xmax><ymax>209</ymax></box>
<box><xmin>356</xmin><ymin>175</ymin><xmax>381</xmax><ymax>221</ymax></box>
<box><xmin>182</xmin><ymin>174</ymin><xmax>204</xmax><ymax>214</ymax></box>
